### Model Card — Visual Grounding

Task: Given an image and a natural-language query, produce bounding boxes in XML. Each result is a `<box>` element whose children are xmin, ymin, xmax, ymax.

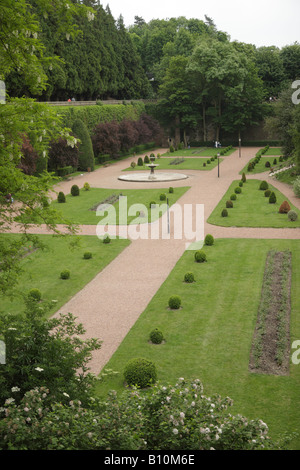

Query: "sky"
<box><xmin>104</xmin><ymin>0</ymin><xmax>300</xmax><ymax>48</ymax></box>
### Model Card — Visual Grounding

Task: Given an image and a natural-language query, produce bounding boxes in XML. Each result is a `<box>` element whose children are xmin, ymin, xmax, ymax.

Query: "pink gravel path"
<box><xmin>9</xmin><ymin>148</ymin><xmax>300</xmax><ymax>374</ymax></box>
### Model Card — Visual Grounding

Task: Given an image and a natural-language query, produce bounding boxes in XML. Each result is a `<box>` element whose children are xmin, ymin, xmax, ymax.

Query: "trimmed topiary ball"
<box><xmin>265</xmin><ymin>161</ymin><xmax>271</xmax><ymax>168</ymax></box>
<box><xmin>269</xmin><ymin>192</ymin><xmax>277</xmax><ymax>204</ymax></box>
<box><xmin>234</xmin><ymin>187</ymin><xmax>241</xmax><ymax>194</ymax></box>
<box><xmin>239</xmin><ymin>181</ymin><xmax>243</xmax><ymax>187</ymax></box>
<box><xmin>124</xmin><ymin>358</ymin><xmax>157</xmax><ymax>388</ymax></box>
<box><xmin>169</xmin><ymin>187</ymin><xmax>174</xmax><ymax>193</ymax></box>
<box><xmin>103</xmin><ymin>235</ymin><xmax>111</xmax><ymax>244</ymax></box>
<box><xmin>288</xmin><ymin>210</ymin><xmax>298</xmax><ymax>221</ymax></box>
<box><xmin>83</xmin><ymin>182</ymin><xmax>90</xmax><ymax>191</ymax></box>
<box><xmin>260</xmin><ymin>181</ymin><xmax>269</xmax><ymax>191</ymax></box>
<box><xmin>168</xmin><ymin>295</ymin><xmax>182</xmax><ymax>309</ymax></box>
<box><xmin>160</xmin><ymin>193</ymin><xmax>166</xmax><ymax>201</ymax></box>
<box><xmin>137</xmin><ymin>157</ymin><xmax>143</xmax><ymax>166</ymax></box>
<box><xmin>71</xmin><ymin>185</ymin><xmax>80</xmax><ymax>196</ymax></box>
<box><xmin>57</xmin><ymin>191</ymin><xmax>66</xmax><ymax>203</ymax></box>
<box><xmin>226</xmin><ymin>200</ymin><xmax>233</xmax><ymax>208</ymax></box>
<box><xmin>28</xmin><ymin>288</ymin><xmax>42</xmax><ymax>302</ymax></box>
<box><xmin>230</xmin><ymin>194</ymin><xmax>237</xmax><ymax>201</ymax></box>
<box><xmin>204</xmin><ymin>234</ymin><xmax>214</xmax><ymax>246</ymax></box>
<box><xmin>264</xmin><ymin>189</ymin><xmax>271</xmax><ymax>197</ymax></box>
<box><xmin>149</xmin><ymin>329</ymin><xmax>164</xmax><ymax>344</ymax></box>
<box><xmin>144</xmin><ymin>155</ymin><xmax>150</xmax><ymax>163</ymax></box>
<box><xmin>83</xmin><ymin>252</ymin><xmax>92</xmax><ymax>259</ymax></box>
<box><xmin>279</xmin><ymin>200</ymin><xmax>291</xmax><ymax>214</ymax></box>
<box><xmin>60</xmin><ymin>269</ymin><xmax>70</xmax><ymax>280</ymax></box>
<box><xmin>194</xmin><ymin>250</ymin><xmax>207</xmax><ymax>263</ymax></box>
<box><xmin>184</xmin><ymin>272</ymin><xmax>195</xmax><ymax>283</ymax></box>
<box><xmin>221</xmin><ymin>209</ymin><xmax>228</xmax><ymax>217</ymax></box>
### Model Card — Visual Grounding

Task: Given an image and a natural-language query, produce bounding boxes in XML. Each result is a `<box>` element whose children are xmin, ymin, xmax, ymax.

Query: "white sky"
<box><xmin>104</xmin><ymin>0</ymin><xmax>300</xmax><ymax>48</ymax></box>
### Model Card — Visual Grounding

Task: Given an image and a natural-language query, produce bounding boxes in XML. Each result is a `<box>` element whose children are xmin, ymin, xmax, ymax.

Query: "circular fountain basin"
<box><xmin>118</xmin><ymin>172</ymin><xmax>189</xmax><ymax>182</ymax></box>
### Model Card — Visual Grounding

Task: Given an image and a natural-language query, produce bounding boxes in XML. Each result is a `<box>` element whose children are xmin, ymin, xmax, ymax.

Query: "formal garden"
<box><xmin>1</xmin><ymin>0</ymin><xmax>300</xmax><ymax>452</ymax></box>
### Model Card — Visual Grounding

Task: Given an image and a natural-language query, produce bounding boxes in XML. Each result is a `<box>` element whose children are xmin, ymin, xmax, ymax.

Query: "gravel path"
<box><xmin>11</xmin><ymin>148</ymin><xmax>300</xmax><ymax>374</ymax></box>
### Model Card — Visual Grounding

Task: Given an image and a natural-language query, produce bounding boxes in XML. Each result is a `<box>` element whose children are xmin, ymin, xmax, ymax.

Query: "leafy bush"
<box><xmin>83</xmin><ymin>182</ymin><xmax>91</xmax><ymax>191</ymax></box>
<box><xmin>259</xmin><ymin>181</ymin><xmax>269</xmax><ymax>191</ymax></box>
<box><xmin>28</xmin><ymin>288</ymin><xmax>42</xmax><ymax>302</ymax></box>
<box><xmin>222</xmin><ymin>209</ymin><xmax>228</xmax><ymax>217</ymax></box>
<box><xmin>279</xmin><ymin>201</ymin><xmax>291</xmax><ymax>214</ymax></box>
<box><xmin>293</xmin><ymin>177</ymin><xmax>300</xmax><ymax>197</ymax></box>
<box><xmin>144</xmin><ymin>155</ymin><xmax>150</xmax><ymax>163</ymax></box>
<box><xmin>230</xmin><ymin>194</ymin><xmax>237</xmax><ymax>201</ymax></box>
<box><xmin>124</xmin><ymin>358</ymin><xmax>157</xmax><ymax>388</ymax></box>
<box><xmin>72</xmin><ymin>118</ymin><xmax>95</xmax><ymax>171</ymax></box>
<box><xmin>168</xmin><ymin>295</ymin><xmax>182</xmax><ymax>309</ymax></box>
<box><xmin>160</xmin><ymin>193</ymin><xmax>166</xmax><ymax>201</ymax></box>
<box><xmin>203</xmin><ymin>162</ymin><xmax>206</xmax><ymax>167</ymax></box>
<box><xmin>288</xmin><ymin>210</ymin><xmax>298</xmax><ymax>221</ymax></box>
<box><xmin>194</xmin><ymin>250</ymin><xmax>207</xmax><ymax>263</ymax></box>
<box><xmin>234</xmin><ymin>187</ymin><xmax>241</xmax><ymax>194</ymax></box>
<box><xmin>169</xmin><ymin>187</ymin><xmax>174</xmax><ymax>193</ymax></box>
<box><xmin>239</xmin><ymin>181</ymin><xmax>243</xmax><ymax>187</ymax></box>
<box><xmin>204</xmin><ymin>234</ymin><xmax>214</xmax><ymax>246</ymax></box>
<box><xmin>60</xmin><ymin>269</ymin><xmax>70</xmax><ymax>279</ymax></box>
<box><xmin>241</xmin><ymin>172</ymin><xmax>247</xmax><ymax>183</ymax></box>
<box><xmin>265</xmin><ymin>161</ymin><xmax>271</xmax><ymax>168</ymax></box>
<box><xmin>57</xmin><ymin>191</ymin><xmax>66</xmax><ymax>203</ymax></box>
<box><xmin>169</xmin><ymin>146</ymin><xmax>175</xmax><ymax>153</ymax></box>
<box><xmin>184</xmin><ymin>272</ymin><xmax>195</xmax><ymax>283</ymax></box>
<box><xmin>103</xmin><ymin>235</ymin><xmax>111</xmax><ymax>244</ymax></box>
<box><xmin>130</xmin><ymin>161</ymin><xmax>136</xmax><ymax>168</ymax></box>
<box><xmin>269</xmin><ymin>192</ymin><xmax>277</xmax><ymax>204</ymax></box>
<box><xmin>264</xmin><ymin>189</ymin><xmax>271</xmax><ymax>197</ymax></box>
<box><xmin>83</xmin><ymin>252</ymin><xmax>92</xmax><ymax>259</ymax></box>
<box><xmin>226</xmin><ymin>200</ymin><xmax>233</xmax><ymax>208</ymax></box>
<box><xmin>71</xmin><ymin>185</ymin><xmax>80</xmax><ymax>196</ymax></box>
<box><xmin>137</xmin><ymin>157</ymin><xmax>143</xmax><ymax>166</ymax></box>
<box><xmin>149</xmin><ymin>329</ymin><xmax>164</xmax><ymax>344</ymax></box>
<box><xmin>273</xmin><ymin>158</ymin><xmax>277</xmax><ymax>165</ymax></box>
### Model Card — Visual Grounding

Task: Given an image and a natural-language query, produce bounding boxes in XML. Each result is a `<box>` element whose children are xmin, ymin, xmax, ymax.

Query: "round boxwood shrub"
<box><xmin>206</xmin><ymin>160</ymin><xmax>211</xmax><ymax>164</ymax></box>
<box><xmin>169</xmin><ymin>187</ymin><xmax>174</xmax><ymax>193</ymax></box>
<box><xmin>57</xmin><ymin>191</ymin><xmax>66</xmax><ymax>203</ymax></box>
<box><xmin>259</xmin><ymin>181</ymin><xmax>269</xmax><ymax>191</ymax></box>
<box><xmin>203</xmin><ymin>162</ymin><xmax>206</xmax><ymax>167</ymax></box>
<box><xmin>269</xmin><ymin>192</ymin><xmax>277</xmax><ymax>204</ymax></box>
<box><xmin>264</xmin><ymin>189</ymin><xmax>271</xmax><ymax>197</ymax></box>
<box><xmin>234</xmin><ymin>187</ymin><xmax>241</xmax><ymax>194</ymax></box>
<box><xmin>28</xmin><ymin>288</ymin><xmax>42</xmax><ymax>302</ymax></box>
<box><xmin>103</xmin><ymin>235</ymin><xmax>111</xmax><ymax>244</ymax></box>
<box><xmin>160</xmin><ymin>193</ymin><xmax>166</xmax><ymax>201</ymax></box>
<box><xmin>83</xmin><ymin>182</ymin><xmax>90</xmax><ymax>191</ymax></box>
<box><xmin>149</xmin><ymin>329</ymin><xmax>164</xmax><ymax>344</ymax></box>
<box><xmin>60</xmin><ymin>269</ymin><xmax>70</xmax><ymax>280</ymax></box>
<box><xmin>239</xmin><ymin>181</ymin><xmax>243</xmax><ymax>187</ymax></box>
<box><xmin>124</xmin><ymin>358</ymin><xmax>157</xmax><ymax>388</ymax></box>
<box><xmin>279</xmin><ymin>200</ymin><xmax>291</xmax><ymax>214</ymax></box>
<box><xmin>137</xmin><ymin>157</ymin><xmax>143</xmax><ymax>166</ymax></box>
<box><xmin>230</xmin><ymin>194</ymin><xmax>237</xmax><ymax>201</ymax></box>
<box><xmin>184</xmin><ymin>272</ymin><xmax>195</xmax><ymax>283</ymax></box>
<box><xmin>130</xmin><ymin>161</ymin><xmax>136</xmax><ymax>168</ymax></box>
<box><xmin>265</xmin><ymin>161</ymin><xmax>271</xmax><ymax>168</ymax></box>
<box><xmin>204</xmin><ymin>234</ymin><xmax>214</xmax><ymax>246</ymax></box>
<box><xmin>221</xmin><ymin>208</ymin><xmax>228</xmax><ymax>217</ymax></box>
<box><xmin>83</xmin><ymin>252</ymin><xmax>92</xmax><ymax>259</ymax></box>
<box><xmin>288</xmin><ymin>210</ymin><xmax>298</xmax><ymax>221</ymax></box>
<box><xmin>194</xmin><ymin>250</ymin><xmax>207</xmax><ymax>263</ymax></box>
<box><xmin>168</xmin><ymin>295</ymin><xmax>182</xmax><ymax>309</ymax></box>
<box><xmin>226</xmin><ymin>200</ymin><xmax>233</xmax><ymax>208</ymax></box>
<box><xmin>71</xmin><ymin>185</ymin><xmax>80</xmax><ymax>197</ymax></box>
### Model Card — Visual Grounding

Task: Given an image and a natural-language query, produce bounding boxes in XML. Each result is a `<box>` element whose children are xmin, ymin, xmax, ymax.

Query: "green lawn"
<box><xmin>207</xmin><ymin>179</ymin><xmax>300</xmax><ymax>228</ymax></box>
<box><xmin>95</xmin><ymin>238</ymin><xmax>300</xmax><ymax>449</ymax></box>
<box><xmin>0</xmin><ymin>233</ymin><xmax>130</xmax><ymax>317</ymax></box>
<box><xmin>52</xmin><ymin>187</ymin><xmax>190</xmax><ymax>225</ymax></box>
<box><xmin>264</xmin><ymin>147</ymin><xmax>284</xmax><ymax>156</ymax></box>
<box><xmin>161</xmin><ymin>147</ymin><xmax>236</xmax><ymax>157</ymax></box>
<box><xmin>125</xmin><ymin>157</ymin><xmax>223</xmax><ymax>172</ymax></box>
<box><xmin>240</xmin><ymin>156</ymin><xmax>292</xmax><ymax>175</ymax></box>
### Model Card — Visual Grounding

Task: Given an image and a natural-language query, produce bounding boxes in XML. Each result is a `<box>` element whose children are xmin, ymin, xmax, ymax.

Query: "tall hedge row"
<box><xmin>56</xmin><ymin>103</ymin><xmax>146</xmax><ymax>133</ymax></box>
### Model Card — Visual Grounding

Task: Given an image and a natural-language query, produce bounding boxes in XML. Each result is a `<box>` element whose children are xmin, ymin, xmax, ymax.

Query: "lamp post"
<box><xmin>217</xmin><ymin>153</ymin><xmax>220</xmax><ymax>177</ymax></box>
<box><xmin>239</xmin><ymin>137</ymin><xmax>242</xmax><ymax>158</ymax></box>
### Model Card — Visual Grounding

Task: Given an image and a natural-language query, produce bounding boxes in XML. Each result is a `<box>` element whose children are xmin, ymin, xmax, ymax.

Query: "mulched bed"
<box><xmin>249</xmin><ymin>250</ymin><xmax>292</xmax><ymax>376</ymax></box>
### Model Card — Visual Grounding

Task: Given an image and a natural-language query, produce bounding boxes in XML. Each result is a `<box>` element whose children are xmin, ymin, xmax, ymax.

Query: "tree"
<box><xmin>72</xmin><ymin>119</ymin><xmax>95</xmax><ymax>171</ymax></box>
